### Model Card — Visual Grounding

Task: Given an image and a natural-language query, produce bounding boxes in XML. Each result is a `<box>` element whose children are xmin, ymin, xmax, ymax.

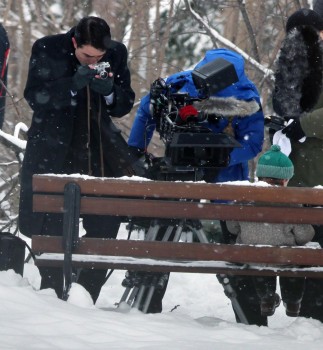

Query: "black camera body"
<box><xmin>168</xmin><ymin>132</ymin><xmax>240</xmax><ymax>169</ymax></box>
<box><xmin>149</xmin><ymin>58</ymin><xmax>241</xmax><ymax>173</ymax></box>
<box><xmin>192</xmin><ymin>57</ymin><xmax>238</xmax><ymax>96</ymax></box>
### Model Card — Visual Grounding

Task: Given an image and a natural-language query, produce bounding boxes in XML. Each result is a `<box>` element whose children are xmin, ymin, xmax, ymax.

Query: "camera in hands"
<box><xmin>91</xmin><ymin>62</ymin><xmax>111</xmax><ymax>79</ymax></box>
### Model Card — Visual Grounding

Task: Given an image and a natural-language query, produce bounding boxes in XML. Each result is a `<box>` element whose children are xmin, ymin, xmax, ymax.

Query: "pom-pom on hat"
<box><xmin>286</xmin><ymin>8</ymin><xmax>323</xmax><ymax>32</ymax></box>
<box><xmin>256</xmin><ymin>145</ymin><xmax>294</xmax><ymax>180</ymax></box>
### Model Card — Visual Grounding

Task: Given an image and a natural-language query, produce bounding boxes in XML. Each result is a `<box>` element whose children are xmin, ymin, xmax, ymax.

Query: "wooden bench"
<box><xmin>31</xmin><ymin>174</ymin><xmax>323</xmax><ymax>300</ymax></box>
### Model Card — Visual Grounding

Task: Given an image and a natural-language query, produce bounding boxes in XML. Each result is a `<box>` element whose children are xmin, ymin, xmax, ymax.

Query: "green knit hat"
<box><xmin>256</xmin><ymin>145</ymin><xmax>294</xmax><ymax>180</ymax></box>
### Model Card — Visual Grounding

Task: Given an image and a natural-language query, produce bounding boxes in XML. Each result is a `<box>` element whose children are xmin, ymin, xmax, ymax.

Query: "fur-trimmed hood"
<box><xmin>272</xmin><ymin>25</ymin><xmax>323</xmax><ymax>117</ymax></box>
<box><xmin>193</xmin><ymin>96</ymin><xmax>260</xmax><ymax>117</ymax></box>
<box><xmin>164</xmin><ymin>49</ymin><xmax>262</xmax><ymax>118</ymax></box>
<box><xmin>166</xmin><ymin>49</ymin><xmax>262</xmax><ymax>104</ymax></box>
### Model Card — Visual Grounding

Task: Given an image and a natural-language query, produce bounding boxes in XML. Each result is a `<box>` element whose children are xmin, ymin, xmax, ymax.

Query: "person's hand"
<box><xmin>72</xmin><ymin>65</ymin><xmax>97</xmax><ymax>91</ymax></box>
<box><xmin>127</xmin><ymin>146</ymin><xmax>155</xmax><ymax>178</ymax></box>
<box><xmin>90</xmin><ymin>74</ymin><xmax>114</xmax><ymax>95</ymax></box>
<box><xmin>282</xmin><ymin>119</ymin><xmax>305</xmax><ymax>141</ymax></box>
<box><xmin>128</xmin><ymin>146</ymin><xmax>146</xmax><ymax>159</ymax></box>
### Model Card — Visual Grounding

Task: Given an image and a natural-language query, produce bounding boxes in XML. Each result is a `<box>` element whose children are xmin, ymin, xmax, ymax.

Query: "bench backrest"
<box><xmin>32</xmin><ymin>174</ymin><xmax>323</xmax><ymax>224</ymax></box>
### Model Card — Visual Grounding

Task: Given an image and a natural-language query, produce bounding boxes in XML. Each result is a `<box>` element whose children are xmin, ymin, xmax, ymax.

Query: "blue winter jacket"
<box><xmin>128</xmin><ymin>48</ymin><xmax>264</xmax><ymax>182</ymax></box>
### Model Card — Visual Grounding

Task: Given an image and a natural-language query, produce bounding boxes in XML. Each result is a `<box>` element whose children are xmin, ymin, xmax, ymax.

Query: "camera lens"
<box><xmin>99</xmin><ymin>71</ymin><xmax>108</xmax><ymax>79</ymax></box>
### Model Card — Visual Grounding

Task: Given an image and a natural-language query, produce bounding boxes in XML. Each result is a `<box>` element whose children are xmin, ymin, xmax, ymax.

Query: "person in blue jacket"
<box><xmin>128</xmin><ymin>48</ymin><xmax>266</xmax><ymax>325</ymax></box>
<box><xmin>129</xmin><ymin>48</ymin><xmax>264</xmax><ymax>183</ymax></box>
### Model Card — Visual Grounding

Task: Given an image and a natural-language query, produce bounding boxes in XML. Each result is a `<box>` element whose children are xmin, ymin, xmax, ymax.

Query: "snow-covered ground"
<box><xmin>1</xmin><ymin>224</ymin><xmax>323</xmax><ymax>349</ymax></box>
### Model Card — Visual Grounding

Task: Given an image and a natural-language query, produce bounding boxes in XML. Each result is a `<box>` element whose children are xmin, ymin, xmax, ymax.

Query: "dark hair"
<box><xmin>286</xmin><ymin>8</ymin><xmax>323</xmax><ymax>32</ymax></box>
<box><xmin>74</xmin><ymin>16</ymin><xmax>111</xmax><ymax>51</ymax></box>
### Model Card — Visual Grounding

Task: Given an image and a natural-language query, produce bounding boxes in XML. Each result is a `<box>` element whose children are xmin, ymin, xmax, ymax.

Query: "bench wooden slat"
<box><xmin>31</xmin><ymin>236</ymin><xmax>323</xmax><ymax>266</ymax></box>
<box><xmin>31</xmin><ymin>175</ymin><xmax>323</xmax><ymax>284</ymax></box>
<box><xmin>33</xmin><ymin>194</ymin><xmax>323</xmax><ymax>224</ymax></box>
<box><xmin>33</xmin><ymin>254</ymin><xmax>323</xmax><ymax>278</ymax></box>
<box><xmin>33</xmin><ymin>174</ymin><xmax>323</xmax><ymax>205</ymax></box>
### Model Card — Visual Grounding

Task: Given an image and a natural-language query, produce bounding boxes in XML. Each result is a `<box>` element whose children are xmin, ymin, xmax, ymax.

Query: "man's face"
<box><xmin>72</xmin><ymin>37</ymin><xmax>105</xmax><ymax>65</ymax></box>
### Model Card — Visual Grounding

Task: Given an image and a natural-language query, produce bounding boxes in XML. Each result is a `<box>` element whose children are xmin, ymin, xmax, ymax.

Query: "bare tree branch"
<box><xmin>236</xmin><ymin>0</ymin><xmax>260</xmax><ymax>62</ymax></box>
<box><xmin>183</xmin><ymin>0</ymin><xmax>274</xmax><ymax>81</ymax></box>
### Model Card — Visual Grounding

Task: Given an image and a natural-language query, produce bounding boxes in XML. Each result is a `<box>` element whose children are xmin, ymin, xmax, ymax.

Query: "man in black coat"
<box><xmin>0</xmin><ymin>23</ymin><xmax>10</xmax><ymax>128</ymax></box>
<box><xmin>19</xmin><ymin>16</ymin><xmax>135</xmax><ymax>303</ymax></box>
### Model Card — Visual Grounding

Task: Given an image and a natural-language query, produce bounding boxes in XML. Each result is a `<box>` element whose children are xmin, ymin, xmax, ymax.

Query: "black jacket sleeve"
<box><xmin>104</xmin><ymin>41</ymin><xmax>135</xmax><ymax>117</ymax></box>
<box><xmin>24</xmin><ymin>35</ymin><xmax>78</xmax><ymax>111</ymax></box>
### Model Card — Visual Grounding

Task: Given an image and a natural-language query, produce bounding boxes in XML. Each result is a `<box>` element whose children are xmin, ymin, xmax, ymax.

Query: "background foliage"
<box><xmin>0</xmin><ymin>0</ymin><xmax>312</xmax><ymax>231</ymax></box>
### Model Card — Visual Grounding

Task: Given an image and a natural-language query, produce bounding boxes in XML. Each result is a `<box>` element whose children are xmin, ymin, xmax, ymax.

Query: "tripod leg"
<box><xmin>194</xmin><ymin>228</ymin><xmax>209</xmax><ymax>243</ymax></box>
<box><xmin>139</xmin><ymin>223</ymin><xmax>183</xmax><ymax>313</ymax></box>
<box><xmin>120</xmin><ymin>287</ymin><xmax>132</xmax><ymax>303</ymax></box>
<box><xmin>119</xmin><ymin>220</ymin><xmax>163</xmax><ymax>309</ymax></box>
<box><xmin>145</xmin><ymin>220</ymin><xmax>161</xmax><ymax>241</ymax></box>
<box><xmin>162</xmin><ymin>225</ymin><xmax>175</xmax><ymax>241</ymax></box>
<box><xmin>217</xmin><ymin>274</ymin><xmax>249</xmax><ymax>325</ymax></box>
<box><xmin>173</xmin><ymin>221</ymin><xmax>184</xmax><ymax>242</ymax></box>
<box><xmin>187</xmin><ymin>220</ymin><xmax>209</xmax><ymax>243</ymax></box>
<box><xmin>142</xmin><ymin>276</ymin><xmax>158</xmax><ymax>313</ymax></box>
<box><xmin>132</xmin><ymin>284</ymin><xmax>147</xmax><ymax>309</ymax></box>
<box><xmin>126</xmin><ymin>286</ymin><xmax>140</xmax><ymax>307</ymax></box>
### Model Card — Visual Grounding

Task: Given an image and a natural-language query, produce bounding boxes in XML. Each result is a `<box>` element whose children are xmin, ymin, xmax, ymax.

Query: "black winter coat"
<box><xmin>19</xmin><ymin>28</ymin><xmax>135</xmax><ymax>237</ymax></box>
<box><xmin>272</xmin><ymin>25</ymin><xmax>323</xmax><ymax>117</ymax></box>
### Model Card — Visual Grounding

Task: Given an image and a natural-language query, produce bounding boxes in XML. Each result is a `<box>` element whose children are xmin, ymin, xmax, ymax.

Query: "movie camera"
<box><xmin>91</xmin><ymin>61</ymin><xmax>111</xmax><ymax>79</ymax></box>
<box><xmin>149</xmin><ymin>58</ymin><xmax>241</xmax><ymax>176</ymax></box>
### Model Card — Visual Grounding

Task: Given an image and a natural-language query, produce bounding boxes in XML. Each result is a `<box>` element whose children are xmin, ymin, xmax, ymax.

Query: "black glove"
<box><xmin>90</xmin><ymin>76</ymin><xmax>114</xmax><ymax>95</ymax></box>
<box><xmin>72</xmin><ymin>65</ymin><xmax>96</xmax><ymax>91</ymax></box>
<box><xmin>282</xmin><ymin>119</ymin><xmax>305</xmax><ymax>141</ymax></box>
<box><xmin>127</xmin><ymin>146</ymin><xmax>154</xmax><ymax>178</ymax></box>
<box><xmin>128</xmin><ymin>146</ymin><xmax>146</xmax><ymax>159</ymax></box>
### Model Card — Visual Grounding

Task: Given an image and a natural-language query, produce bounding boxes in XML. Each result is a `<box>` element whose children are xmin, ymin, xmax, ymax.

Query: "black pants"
<box><xmin>299</xmin><ymin>225</ymin><xmax>323</xmax><ymax>322</ymax></box>
<box><xmin>253</xmin><ymin>276</ymin><xmax>305</xmax><ymax>303</ymax></box>
<box><xmin>219</xmin><ymin>221</ymin><xmax>267</xmax><ymax>326</ymax></box>
<box><xmin>226</xmin><ymin>275</ymin><xmax>267</xmax><ymax>326</ymax></box>
<box><xmin>39</xmin><ymin>213</ymin><xmax>121</xmax><ymax>303</ymax></box>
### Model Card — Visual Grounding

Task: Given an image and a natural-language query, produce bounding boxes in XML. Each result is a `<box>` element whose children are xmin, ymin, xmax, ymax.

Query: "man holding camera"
<box><xmin>19</xmin><ymin>16</ymin><xmax>135</xmax><ymax>302</ymax></box>
<box><xmin>128</xmin><ymin>48</ymin><xmax>265</xmax><ymax>324</ymax></box>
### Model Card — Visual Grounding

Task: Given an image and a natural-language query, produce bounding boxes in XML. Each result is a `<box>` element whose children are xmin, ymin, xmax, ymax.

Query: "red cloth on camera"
<box><xmin>178</xmin><ymin>105</ymin><xmax>198</xmax><ymax>121</ymax></box>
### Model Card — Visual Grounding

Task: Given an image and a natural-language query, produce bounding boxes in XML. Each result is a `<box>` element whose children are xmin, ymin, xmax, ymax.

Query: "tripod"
<box><xmin>119</xmin><ymin>218</ymin><xmax>208</xmax><ymax>313</ymax></box>
<box><xmin>118</xmin><ymin>217</ymin><xmax>248</xmax><ymax>323</ymax></box>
